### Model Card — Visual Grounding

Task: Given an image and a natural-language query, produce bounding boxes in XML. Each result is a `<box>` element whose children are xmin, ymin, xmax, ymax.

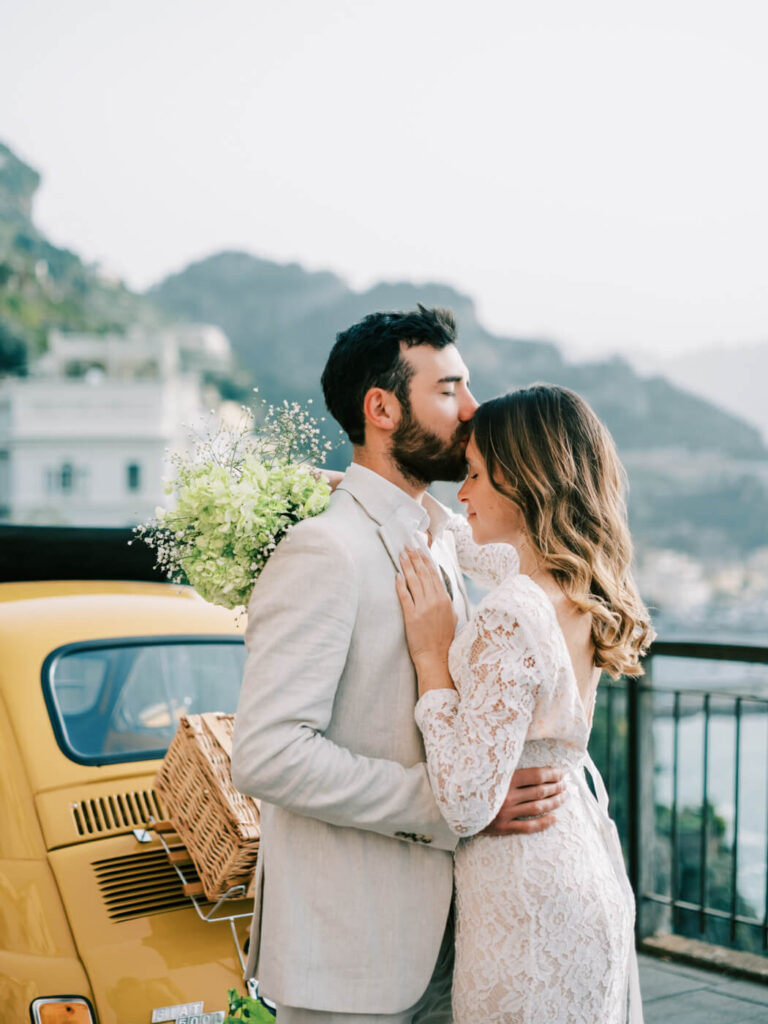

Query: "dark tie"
<box><xmin>439</xmin><ymin>564</ymin><xmax>454</xmax><ymax>601</ymax></box>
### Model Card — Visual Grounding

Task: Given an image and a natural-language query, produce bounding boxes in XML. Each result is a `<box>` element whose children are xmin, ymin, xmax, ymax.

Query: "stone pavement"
<box><xmin>639</xmin><ymin>952</ymin><xmax>768</xmax><ymax>1023</ymax></box>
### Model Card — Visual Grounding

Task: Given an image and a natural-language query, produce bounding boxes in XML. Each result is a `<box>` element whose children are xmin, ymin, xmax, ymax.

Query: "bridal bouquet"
<box><xmin>134</xmin><ymin>396</ymin><xmax>333</xmax><ymax>609</ymax></box>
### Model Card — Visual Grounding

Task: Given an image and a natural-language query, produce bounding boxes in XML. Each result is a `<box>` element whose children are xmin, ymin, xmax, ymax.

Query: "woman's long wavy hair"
<box><xmin>472</xmin><ymin>384</ymin><xmax>654</xmax><ymax>678</ymax></box>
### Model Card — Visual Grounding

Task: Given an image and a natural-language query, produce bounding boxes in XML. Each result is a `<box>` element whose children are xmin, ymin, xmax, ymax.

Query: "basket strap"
<box><xmin>202</xmin><ymin>713</ymin><xmax>234</xmax><ymax>759</ymax></box>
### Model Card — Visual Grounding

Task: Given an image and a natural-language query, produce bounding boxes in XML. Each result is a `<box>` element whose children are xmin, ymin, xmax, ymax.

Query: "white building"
<box><xmin>635</xmin><ymin>548</ymin><xmax>713</xmax><ymax>614</ymax></box>
<box><xmin>0</xmin><ymin>325</ymin><xmax>232</xmax><ymax>527</ymax></box>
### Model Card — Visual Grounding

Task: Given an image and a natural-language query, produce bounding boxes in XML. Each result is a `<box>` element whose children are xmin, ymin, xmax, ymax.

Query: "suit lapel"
<box><xmin>377</xmin><ymin>511</ymin><xmax>426</xmax><ymax>573</ymax></box>
<box><xmin>337</xmin><ymin>467</ymin><xmax>465</xmax><ymax>610</ymax></box>
<box><xmin>338</xmin><ymin>466</ymin><xmax>427</xmax><ymax>573</ymax></box>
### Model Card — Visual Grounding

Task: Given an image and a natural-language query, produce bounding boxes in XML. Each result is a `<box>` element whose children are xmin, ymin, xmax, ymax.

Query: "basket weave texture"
<box><xmin>155</xmin><ymin>712</ymin><xmax>260</xmax><ymax>900</ymax></box>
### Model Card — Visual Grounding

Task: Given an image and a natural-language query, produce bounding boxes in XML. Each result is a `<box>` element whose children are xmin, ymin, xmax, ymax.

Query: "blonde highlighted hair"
<box><xmin>472</xmin><ymin>384</ymin><xmax>654</xmax><ymax>678</ymax></box>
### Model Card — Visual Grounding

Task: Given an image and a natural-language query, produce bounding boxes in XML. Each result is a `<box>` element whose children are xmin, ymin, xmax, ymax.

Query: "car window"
<box><xmin>50</xmin><ymin>649</ymin><xmax>109</xmax><ymax>715</ymax></box>
<box><xmin>44</xmin><ymin>637</ymin><xmax>246</xmax><ymax>765</ymax></box>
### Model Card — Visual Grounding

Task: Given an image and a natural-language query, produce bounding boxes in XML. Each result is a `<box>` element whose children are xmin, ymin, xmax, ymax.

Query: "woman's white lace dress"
<box><xmin>415</xmin><ymin>518</ymin><xmax>638</xmax><ymax>1023</ymax></box>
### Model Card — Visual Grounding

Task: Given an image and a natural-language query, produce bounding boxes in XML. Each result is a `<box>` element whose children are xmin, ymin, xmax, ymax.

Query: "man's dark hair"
<box><xmin>321</xmin><ymin>304</ymin><xmax>457</xmax><ymax>445</ymax></box>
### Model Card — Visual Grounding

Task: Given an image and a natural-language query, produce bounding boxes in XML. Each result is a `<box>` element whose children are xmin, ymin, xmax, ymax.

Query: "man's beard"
<box><xmin>390</xmin><ymin>406</ymin><xmax>470</xmax><ymax>486</ymax></box>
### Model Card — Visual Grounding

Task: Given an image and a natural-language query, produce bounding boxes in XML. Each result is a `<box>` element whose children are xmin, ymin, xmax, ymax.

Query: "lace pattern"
<box><xmin>443</xmin><ymin>510</ymin><xmax>519</xmax><ymax>587</ymax></box>
<box><xmin>415</xmin><ymin>574</ymin><xmax>637</xmax><ymax>1023</ymax></box>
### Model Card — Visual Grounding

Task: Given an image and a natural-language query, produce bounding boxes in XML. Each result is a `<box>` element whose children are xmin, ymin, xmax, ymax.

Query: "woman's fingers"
<box><xmin>394</xmin><ymin>571</ymin><xmax>414</xmax><ymax>611</ymax></box>
<box><xmin>419</xmin><ymin>549</ymin><xmax>447</xmax><ymax>600</ymax></box>
<box><xmin>423</xmin><ymin>552</ymin><xmax>448</xmax><ymax>598</ymax></box>
<box><xmin>399</xmin><ymin>548</ymin><xmax>455</xmax><ymax>632</ymax></box>
<box><xmin>401</xmin><ymin>547</ymin><xmax>444</xmax><ymax>598</ymax></box>
<box><xmin>399</xmin><ymin>548</ymin><xmax>428</xmax><ymax>603</ymax></box>
<box><xmin>396</xmin><ymin>547</ymin><xmax>457</xmax><ymax>662</ymax></box>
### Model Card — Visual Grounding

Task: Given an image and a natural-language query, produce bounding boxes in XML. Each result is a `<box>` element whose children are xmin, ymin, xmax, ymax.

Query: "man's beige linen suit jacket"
<box><xmin>231</xmin><ymin>465</ymin><xmax>461</xmax><ymax>1015</ymax></box>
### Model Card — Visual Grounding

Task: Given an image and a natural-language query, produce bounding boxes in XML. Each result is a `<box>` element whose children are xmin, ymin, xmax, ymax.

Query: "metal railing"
<box><xmin>590</xmin><ymin>641</ymin><xmax>768</xmax><ymax>956</ymax></box>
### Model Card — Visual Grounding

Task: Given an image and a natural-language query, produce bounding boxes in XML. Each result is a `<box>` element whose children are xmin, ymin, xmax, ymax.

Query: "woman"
<box><xmin>395</xmin><ymin>384</ymin><xmax>653</xmax><ymax>1024</ymax></box>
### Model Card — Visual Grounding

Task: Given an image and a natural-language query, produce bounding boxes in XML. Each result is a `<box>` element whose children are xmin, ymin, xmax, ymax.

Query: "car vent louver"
<box><xmin>72</xmin><ymin>789</ymin><xmax>164</xmax><ymax>836</ymax></box>
<box><xmin>93</xmin><ymin>848</ymin><xmax>203</xmax><ymax>921</ymax></box>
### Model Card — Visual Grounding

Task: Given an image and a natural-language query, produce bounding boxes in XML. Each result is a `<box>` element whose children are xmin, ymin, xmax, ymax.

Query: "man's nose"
<box><xmin>459</xmin><ymin>389</ymin><xmax>479</xmax><ymax>420</ymax></box>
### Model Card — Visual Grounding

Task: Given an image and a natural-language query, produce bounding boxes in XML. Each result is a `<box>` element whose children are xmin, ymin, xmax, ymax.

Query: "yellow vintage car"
<box><xmin>0</xmin><ymin>527</ymin><xmax>254</xmax><ymax>1024</ymax></box>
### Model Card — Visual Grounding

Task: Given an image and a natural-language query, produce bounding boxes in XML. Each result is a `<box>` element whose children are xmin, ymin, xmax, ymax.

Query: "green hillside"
<box><xmin>0</xmin><ymin>141</ymin><xmax>162</xmax><ymax>372</ymax></box>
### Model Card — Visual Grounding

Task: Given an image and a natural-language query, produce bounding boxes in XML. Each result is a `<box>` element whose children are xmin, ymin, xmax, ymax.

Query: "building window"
<box><xmin>126</xmin><ymin>463</ymin><xmax>142</xmax><ymax>492</ymax></box>
<box><xmin>45</xmin><ymin>463</ymin><xmax>88</xmax><ymax>496</ymax></box>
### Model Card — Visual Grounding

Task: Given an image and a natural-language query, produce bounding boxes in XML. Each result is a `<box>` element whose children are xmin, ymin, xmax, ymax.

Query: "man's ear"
<box><xmin>363</xmin><ymin>387</ymin><xmax>401</xmax><ymax>432</ymax></box>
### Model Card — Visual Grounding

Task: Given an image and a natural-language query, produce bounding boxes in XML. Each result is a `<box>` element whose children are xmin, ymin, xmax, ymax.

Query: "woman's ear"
<box><xmin>363</xmin><ymin>387</ymin><xmax>401</xmax><ymax>432</ymax></box>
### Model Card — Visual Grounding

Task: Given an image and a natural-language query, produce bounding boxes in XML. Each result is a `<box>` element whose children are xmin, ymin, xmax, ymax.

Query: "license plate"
<box><xmin>177</xmin><ymin>1015</ymin><xmax>225</xmax><ymax>1024</ymax></box>
<box><xmin>151</xmin><ymin>1004</ymin><xmax>204</xmax><ymax>1022</ymax></box>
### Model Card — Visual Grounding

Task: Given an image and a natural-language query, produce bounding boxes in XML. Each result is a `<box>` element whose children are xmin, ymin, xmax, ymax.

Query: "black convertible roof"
<box><xmin>0</xmin><ymin>525</ymin><xmax>166</xmax><ymax>583</ymax></box>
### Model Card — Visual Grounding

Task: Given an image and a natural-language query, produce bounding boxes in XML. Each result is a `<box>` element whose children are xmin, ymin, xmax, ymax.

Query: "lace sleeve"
<box><xmin>414</xmin><ymin>597</ymin><xmax>542</xmax><ymax>836</ymax></box>
<box><xmin>444</xmin><ymin>511</ymin><xmax>519</xmax><ymax>587</ymax></box>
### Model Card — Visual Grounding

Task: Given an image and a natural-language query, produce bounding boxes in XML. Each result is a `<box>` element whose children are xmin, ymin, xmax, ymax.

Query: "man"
<box><xmin>231</xmin><ymin>306</ymin><xmax>565</xmax><ymax>1022</ymax></box>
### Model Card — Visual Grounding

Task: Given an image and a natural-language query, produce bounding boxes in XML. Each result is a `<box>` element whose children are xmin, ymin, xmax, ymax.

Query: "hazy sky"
<box><xmin>2</xmin><ymin>0</ymin><xmax>767</xmax><ymax>359</ymax></box>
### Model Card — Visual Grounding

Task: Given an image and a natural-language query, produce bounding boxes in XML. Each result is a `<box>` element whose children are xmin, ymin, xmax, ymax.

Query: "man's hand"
<box><xmin>317</xmin><ymin>468</ymin><xmax>345</xmax><ymax>491</ymax></box>
<box><xmin>482</xmin><ymin>767</ymin><xmax>567</xmax><ymax>835</ymax></box>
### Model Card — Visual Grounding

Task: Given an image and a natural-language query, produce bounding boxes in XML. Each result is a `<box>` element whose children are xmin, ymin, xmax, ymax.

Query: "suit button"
<box><xmin>394</xmin><ymin>831</ymin><xmax>434</xmax><ymax>844</ymax></box>
<box><xmin>395</xmin><ymin>831</ymin><xmax>417</xmax><ymax>842</ymax></box>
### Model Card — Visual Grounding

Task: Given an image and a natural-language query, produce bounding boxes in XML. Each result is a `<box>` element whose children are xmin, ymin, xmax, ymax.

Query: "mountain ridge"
<box><xmin>648</xmin><ymin>341</ymin><xmax>768</xmax><ymax>445</ymax></box>
<box><xmin>149</xmin><ymin>249</ymin><xmax>766</xmax><ymax>460</ymax></box>
<box><xmin>147</xmin><ymin>250</ymin><xmax>768</xmax><ymax>556</ymax></box>
<box><xmin>1</xmin><ymin>139</ymin><xmax>766</xmax><ymax>556</ymax></box>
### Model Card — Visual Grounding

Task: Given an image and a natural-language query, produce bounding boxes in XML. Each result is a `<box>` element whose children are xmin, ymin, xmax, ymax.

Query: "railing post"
<box><xmin>628</xmin><ymin>657</ymin><xmax>656</xmax><ymax>940</ymax></box>
<box><xmin>627</xmin><ymin>673</ymin><xmax>641</xmax><ymax>932</ymax></box>
<box><xmin>625</xmin><ymin>642</ymin><xmax>768</xmax><ymax>955</ymax></box>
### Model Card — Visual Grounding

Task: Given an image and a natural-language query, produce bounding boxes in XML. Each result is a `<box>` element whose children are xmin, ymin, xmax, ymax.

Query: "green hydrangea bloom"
<box><xmin>134</xmin><ymin>398</ymin><xmax>334</xmax><ymax>609</ymax></box>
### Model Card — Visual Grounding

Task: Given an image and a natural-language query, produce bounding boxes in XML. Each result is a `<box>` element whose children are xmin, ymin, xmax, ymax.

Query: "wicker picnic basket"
<box><xmin>154</xmin><ymin>712</ymin><xmax>260</xmax><ymax>901</ymax></box>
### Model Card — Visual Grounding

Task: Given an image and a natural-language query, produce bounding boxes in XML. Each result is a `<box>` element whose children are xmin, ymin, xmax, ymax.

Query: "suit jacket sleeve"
<box><xmin>231</xmin><ymin>517</ymin><xmax>458</xmax><ymax>851</ymax></box>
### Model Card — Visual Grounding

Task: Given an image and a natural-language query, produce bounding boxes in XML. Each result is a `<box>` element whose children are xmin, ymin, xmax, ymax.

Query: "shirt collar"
<box><xmin>337</xmin><ymin>463</ymin><xmax>452</xmax><ymax>536</ymax></box>
<box><xmin>421</xmin><ymin>492</ymin><xmax>451</xmax><ymax>541</ymax></box>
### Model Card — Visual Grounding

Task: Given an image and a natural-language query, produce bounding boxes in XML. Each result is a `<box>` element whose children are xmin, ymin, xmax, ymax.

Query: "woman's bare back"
<box><xmin>532</xmin><ymin>575</ymin><xmax>601</xmax><ymax>722</ymax></box>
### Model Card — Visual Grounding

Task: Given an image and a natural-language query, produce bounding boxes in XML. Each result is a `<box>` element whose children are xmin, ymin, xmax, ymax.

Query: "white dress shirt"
<box><xmin>343</xmin><ymin>463</ymin><xmax>468</xmax><ymax>631</ymax></box>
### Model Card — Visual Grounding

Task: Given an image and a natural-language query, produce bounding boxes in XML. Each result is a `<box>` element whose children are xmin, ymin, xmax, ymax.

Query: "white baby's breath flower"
<box><xmin>133</xmin><ymin>395</ymin><xmax>335</xmax><ymax>609</ymax></box>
